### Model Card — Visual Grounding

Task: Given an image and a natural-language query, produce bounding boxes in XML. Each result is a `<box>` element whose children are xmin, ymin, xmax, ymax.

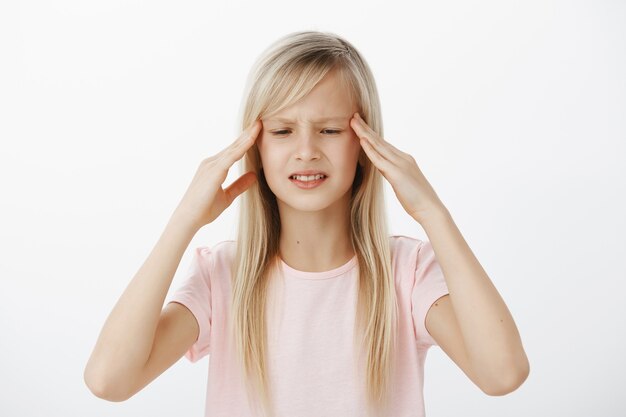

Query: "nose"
<box><xmin>293</xmin><ymin>130</ymin><xmax>321</xmax><ymax>161</ymax></box>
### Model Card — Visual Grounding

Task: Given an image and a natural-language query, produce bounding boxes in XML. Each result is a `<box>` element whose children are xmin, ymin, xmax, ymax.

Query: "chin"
<box><xmin>278</xmin><ymin>197</ymin><xmax>335</xmax><ymax>212</ymax></box>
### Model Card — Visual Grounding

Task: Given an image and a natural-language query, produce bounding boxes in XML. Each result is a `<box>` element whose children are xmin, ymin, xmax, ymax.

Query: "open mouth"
<box><xmin>289</xmin><ymin>174</ymin><xmax>327</xmax><ymax>181</ymax></box>
<box><xmin>289</xmin><ymin>174</ymin><xmax>328</xmax><ymax>189</ymax></box>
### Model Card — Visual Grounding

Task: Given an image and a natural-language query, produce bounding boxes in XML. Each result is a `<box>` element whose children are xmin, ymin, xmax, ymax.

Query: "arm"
<box><xmin>83</xmin><ymin>122</ymin><xmax>261</xmax><ymax>400</ymax></box>
<box><xmin>83</xmin><ymin>213</ymin><xmax>200</xmax><ymax>401</ymax></box>
<box><xmin>346</xmin><ymin>110</ymin><xmax>529</xmax><ymax>394</ymax></box>
<box><xmin>416</xmin><ymin>208</ymin><xmax>530</xmax><ymax>395</ymax></box>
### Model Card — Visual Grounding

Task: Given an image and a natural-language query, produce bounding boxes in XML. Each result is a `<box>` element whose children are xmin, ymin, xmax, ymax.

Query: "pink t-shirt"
<box><xmin>166</xmin><ymin>235</ymin><xmax>450</xmax><ymax>417</ymax></box>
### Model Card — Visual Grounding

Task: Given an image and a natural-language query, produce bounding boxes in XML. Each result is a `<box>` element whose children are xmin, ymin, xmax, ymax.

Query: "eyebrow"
<box><xmin>264</xmin><ymin>116</ymin><xmax>350</xmax><ymax>123</ymax></box>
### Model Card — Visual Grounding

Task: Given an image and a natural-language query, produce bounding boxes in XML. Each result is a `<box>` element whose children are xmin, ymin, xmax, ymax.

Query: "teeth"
<box><xmin>291</xmin><ymin>174</ymin><xmax>326</xmax><ymax>181</ymax></box>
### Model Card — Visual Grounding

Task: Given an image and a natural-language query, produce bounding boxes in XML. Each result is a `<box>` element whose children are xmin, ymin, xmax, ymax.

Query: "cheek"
<box><xmin>258</xmin><ymin>144</ymin><xmax>285</xmax><ymax>175</ymax></box>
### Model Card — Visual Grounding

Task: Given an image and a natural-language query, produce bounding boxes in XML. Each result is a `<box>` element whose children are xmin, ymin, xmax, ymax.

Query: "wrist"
<box><xmin>411</xmin><ymin>203</ymin><xmax>451</xmax><ymax>226</ymax></box>
<box><xmin>169</xmin><ymin>210</ymin><xmax>202</xmax><ymax>234</ymax></box>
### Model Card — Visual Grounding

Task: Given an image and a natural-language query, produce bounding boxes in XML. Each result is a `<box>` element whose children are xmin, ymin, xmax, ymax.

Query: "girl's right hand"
<box><xmin>173</xmin><ymin>119</ymin><xmax>263</xmax><ymax>229</ymax></box>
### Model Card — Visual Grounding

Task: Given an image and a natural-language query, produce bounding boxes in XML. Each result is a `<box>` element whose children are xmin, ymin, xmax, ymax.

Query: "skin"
<box><xmin>257</xmin><ymin>68</ymin><xmax>362</xmax><ymax>272</ymax></box>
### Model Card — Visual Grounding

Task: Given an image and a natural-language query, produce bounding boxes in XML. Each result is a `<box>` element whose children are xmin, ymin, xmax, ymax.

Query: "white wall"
<box><xmin>1</xmin><ymin>0</ymin><xmax>624</xmax><ymax>416</ymax></box>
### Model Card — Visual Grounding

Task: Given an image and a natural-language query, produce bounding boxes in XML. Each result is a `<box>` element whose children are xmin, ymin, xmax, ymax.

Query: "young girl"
<box><xmin>84</xmin><ymin>30</ymin><xmax>529</xmax><ymax>417</ymax></box>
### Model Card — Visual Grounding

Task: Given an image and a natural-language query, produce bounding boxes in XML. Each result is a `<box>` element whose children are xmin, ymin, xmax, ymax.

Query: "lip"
<box><xmin>288</xmin><ymin>170</ymin><xmax>328</xmax><ymax>178</ymax></box>
<box><xmin>289</xmin><ymin>176</ymin><xmax>327</xmax><ymax>189</ymax></box>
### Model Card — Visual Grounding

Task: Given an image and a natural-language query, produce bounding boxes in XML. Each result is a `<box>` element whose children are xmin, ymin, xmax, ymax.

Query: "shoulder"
<box><xmin>389</xmin><ymin>234</ymin><xmax>423</xmax><ymax>246</ymax></box>
<box><xmin>191</xmin><ymin>240</ymin><xmax>237</xmax><ymax>275</ymax></box>
<box><xmin>389</xmin><ymin>234</ymin><xmax>425</xmax><ymax>264</ymax></box>
<box><xmin>209</xmin><ymin>240</ymin><xmax>237</xmax><ymax>255</ymax></box>
<box><xmin>387</xmin><ymin>235</ymin><xmax>427</xmax><ymax>288</ymax></box>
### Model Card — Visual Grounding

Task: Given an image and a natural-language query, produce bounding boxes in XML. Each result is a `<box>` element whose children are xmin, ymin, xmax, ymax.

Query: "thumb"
<box><xmin>224</xmin><ymin>172</ymin><xmax>258</xmax><ymax>204</ymax></box>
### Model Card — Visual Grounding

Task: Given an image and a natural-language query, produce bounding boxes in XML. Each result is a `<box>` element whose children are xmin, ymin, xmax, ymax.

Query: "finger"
<box><xmin>224</xmin><ymin>171</ymin><xmax>258</xmax><ymax>204</ymax></box>
<box><xmin>214</xmin><ymin>120</ymin><xmax>258</xmax><ymax>156</ymax></box>
<box><xmin>359</xmin><ymin>134</ymin><xmax>394</xmax><ymax>173</ymax></box>
<box><xmin>353</xmin><ymin>113</ymin><xmax>404</xmax><ymax>158</ymax></box>
<box><xmin>236</xmin><ymin>119</ymin><xmax>263</xmax><ymax>148</ymax></box>
<box><xmin>221</xmin><ymin>120</ymin><xmax>263</xmax><ymax>166</ymax></box>
<box><xmin>351</xmin><ymin>113</ymin><xmax>404</xmax><ymax>160</ymax></box>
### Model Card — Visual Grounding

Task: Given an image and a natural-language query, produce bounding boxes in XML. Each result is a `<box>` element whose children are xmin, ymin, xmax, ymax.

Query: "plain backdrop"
<box><xmin>1</xmin><ymin>0</ymin><xmax>624</xmax><ymax>416</ymax></box>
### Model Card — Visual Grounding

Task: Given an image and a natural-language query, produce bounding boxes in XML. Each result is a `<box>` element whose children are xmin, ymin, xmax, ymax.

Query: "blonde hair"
<box><xmin>229</xmin><ymin>30</ymin><xmax>398</xmax><ymax>417</ymax></box>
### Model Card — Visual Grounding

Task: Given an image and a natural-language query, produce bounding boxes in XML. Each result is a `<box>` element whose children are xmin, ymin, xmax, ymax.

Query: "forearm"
<box><xmin>416</xmin><ymin>208</ymin><xmax>529</xmax><ymax>385</ymax></box>
<box><xmin>84</xmin><ymin>213</ymin><xmax>199</xmax><ymax>392</ymax></box>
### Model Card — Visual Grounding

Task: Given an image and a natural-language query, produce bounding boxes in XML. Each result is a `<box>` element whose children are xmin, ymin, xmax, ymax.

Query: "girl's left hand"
<box><xmin>350</xmin><ymin>112</ymin><xmax>446</xmax><ymax>223</ymax></box>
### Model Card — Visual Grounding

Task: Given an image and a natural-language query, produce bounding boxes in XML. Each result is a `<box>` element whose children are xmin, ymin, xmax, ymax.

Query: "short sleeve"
<box><xmin>166</xmin><ymin>246</ymin><xmax>213</xmax><ymax>363</ymax></box>
<box><xmin>411</xmin><ymin>239</ymin><xmax>450</xmax><ymax>349</ymax></box>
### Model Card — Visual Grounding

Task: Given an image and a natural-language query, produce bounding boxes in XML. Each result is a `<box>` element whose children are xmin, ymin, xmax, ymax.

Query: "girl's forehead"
<box><xmin>263</xmin><ymin>115</ymin><xmax>352</xmax><ymax>124</ymax></box>
<box><xmin>263</xmin><ymin>72</ymin><xmax>357</xmax><ymax>123</ymax></box>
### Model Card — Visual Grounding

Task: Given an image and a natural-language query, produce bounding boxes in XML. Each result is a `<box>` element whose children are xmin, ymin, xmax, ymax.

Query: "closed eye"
<box><xmin>271</xmin><ymin>129</ymin><xmax>342</xmax><ymax>136</ymax></box>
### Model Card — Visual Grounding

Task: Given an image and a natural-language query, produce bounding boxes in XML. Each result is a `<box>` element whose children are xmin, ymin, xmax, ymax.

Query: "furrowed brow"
<box><xmin>265</xmin><ymin>116</ymin><xmax>349</xmax><ymax>123</ymax></box>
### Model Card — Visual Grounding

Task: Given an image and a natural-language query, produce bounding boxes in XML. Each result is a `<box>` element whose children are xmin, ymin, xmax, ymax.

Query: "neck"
<box><xmin>277</xmin><ymin>197</ymin><xmax>354</xmax><ymax>273</ymax></box>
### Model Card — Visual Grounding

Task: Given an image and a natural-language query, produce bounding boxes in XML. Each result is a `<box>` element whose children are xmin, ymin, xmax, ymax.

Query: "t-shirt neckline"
<box><xmin>279</xmin><ymin>254</ymin><xmax>358</xmax><ymax>280</ymax></box>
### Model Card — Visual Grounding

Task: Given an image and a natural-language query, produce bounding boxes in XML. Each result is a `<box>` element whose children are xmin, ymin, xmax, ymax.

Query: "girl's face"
<box><xmin>257</xmin><ymin>70</ymin><xmax>362</xmax><ymax>213</ymax></box>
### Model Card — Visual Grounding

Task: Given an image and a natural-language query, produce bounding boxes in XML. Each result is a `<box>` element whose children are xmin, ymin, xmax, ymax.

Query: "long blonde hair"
<box><xmin>229</xmin><ymin>30</ymin><xmax>398</xmax><ymax>417</ymax></box>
